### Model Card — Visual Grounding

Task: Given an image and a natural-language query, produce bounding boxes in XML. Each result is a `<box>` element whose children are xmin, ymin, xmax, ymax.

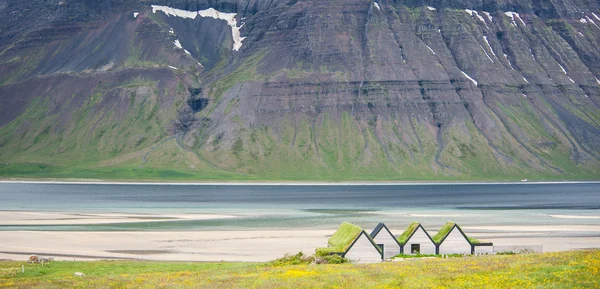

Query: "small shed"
<box><xmin>434</xmin><ymin>222</ymin><xmax>492</xmax><ymax>255</ymax></box>
<box><xmin>397</xmin><ymin>222</ymin><xmax>436</xmax><ymax>254</ymax></box>
<box><xmin>473</xmin><ymin>243</ymin><xmax>494</xmax><ymax>255</ymax></box>
<box><xmin>370</xmin><ymin>223</ymin><xmax>401</xmax><ymax>259</ymax></box>
<box><xmin>316</xmin><ymin>222</ymin><xmax>383</xmax><ymax>263</ymax></box>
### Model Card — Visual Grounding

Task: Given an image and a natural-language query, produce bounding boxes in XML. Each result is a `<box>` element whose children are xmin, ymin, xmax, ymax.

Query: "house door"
<box><xmin>411</xmin><ymin>244</ymin><xmax>420</xmax><ymax>254</ymax></box>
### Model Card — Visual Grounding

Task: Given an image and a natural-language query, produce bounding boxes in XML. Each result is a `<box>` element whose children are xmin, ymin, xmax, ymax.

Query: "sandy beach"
<box><xmin>1</xmin><ymin>211</ymin><xmax>600</xmax><ymax>262</ymax></box>
<box><xmin>1</xmin><ymin>229</ymin><xmax>600</xmax><ymax>262</ymax></box>
<box><xmin>0</xmin><ymin>211</ymin><xmax>235</xmax><ymax>226</ymax></box>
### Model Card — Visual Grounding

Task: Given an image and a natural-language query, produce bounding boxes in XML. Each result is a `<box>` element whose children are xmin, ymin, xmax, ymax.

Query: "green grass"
<box><xmin>397</xmin><ymin>222</ymin><xmax>420</xmax><ymax>244</ymax></box>
<box><xmin>469</xmin><ymin>237</ymin><xmax>482</xmax><ymax>244</ymax></box>
<box><xmin>432</xmin><ymin>222</ymin><xmax>456</xmax><ymax>244</ymax></box>
<box><xmin>1</xmin><ymin>250</ymin><xmax>599</xmax><ymax>288</ymax></box>
<box><xmin>316</xmin><ymin>222</ymin><xmax>363</xmax><ymax>255</ymax></box>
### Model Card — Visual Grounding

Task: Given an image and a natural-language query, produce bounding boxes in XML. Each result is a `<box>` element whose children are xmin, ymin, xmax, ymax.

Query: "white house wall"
<box><xmin>403</xmin><ymin>227</ymin><xmax>436</xmax><ymax>254</ymax></box>
<box><xmin>438</xmin><ymin>228</ymin><xmax>471</xmax><ymax>254</ymax></box>
<box><xmin>344</xmin><ymin>234</ymin><xmax>382</xmax><ymax>263</ymax></box>
<box><xmin>373</xmin><ymin>231</ymin><xmax>401</xmax><ymax>259</ymax></box>
<box><xmin>474</xmin><ymin>245</ymin><xmax>494</xmax><ymax>255</ymax></box>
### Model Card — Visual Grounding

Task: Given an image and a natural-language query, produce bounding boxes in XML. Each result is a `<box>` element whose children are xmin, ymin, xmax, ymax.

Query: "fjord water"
<box><xmin>1</xmin><ymin>182</ymin><xmax>599</xmax><ymax>231</ymax></box>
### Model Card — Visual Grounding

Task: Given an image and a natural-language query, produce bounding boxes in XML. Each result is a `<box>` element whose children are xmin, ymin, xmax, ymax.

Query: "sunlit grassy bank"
<box><xmin>1</xmin><ymin>250</ymin><xmax>599</xmax><ymax>288</ymax></box>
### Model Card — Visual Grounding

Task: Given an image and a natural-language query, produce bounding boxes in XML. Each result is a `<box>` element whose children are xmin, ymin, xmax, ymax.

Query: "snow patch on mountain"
<box><xmin>461</xmin><ymin>70</ymin><xmax>478</xmax><ymax>86</ymax></box>
<box><xmin>482</xmin><ymin>11</ymin><xmax>493</xmax><ymax>22</ymax></box>
<box><xmin>481</xmin><ymin>45</ymin><xmax>494</xmax><ymax>62</ymax></box>
<box><xmin>505</xmin><ymin>12</ymin><xmax>525</xmax><ymax>27</ymax></box>
<box><xmin>173</xmin><ymin>39</ymin><xmax>182</xmax><ymax>49</ymax></box>
<box><xmin>483</xmin><ymin>36</ymin><xmax>496</xmax><ymax>57</ymax></box>
<box><xmin>151</xmin><ymin>5</ymin><xmax>246</xmax><ymax>51</ymax></box>
<box><xmin>425</xmin><ymin>44</ymin><xmax>436</xmax><ymax>55</ymax></box>
<box><xmin>465</xmin><ymin>9</ymin><xmax>489</xmax><ymax>29</ymax></box>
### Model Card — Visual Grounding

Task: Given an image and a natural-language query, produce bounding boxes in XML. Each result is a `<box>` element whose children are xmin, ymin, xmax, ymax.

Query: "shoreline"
<box><xmin>1</xmin><ymin>230</ymin><xmax>599</xmax><ymax>262</ymax></box>
<box><xmin>1</xmin><ymin>179</ymin><xmax>599</xmax><ymax>186</ymax></box>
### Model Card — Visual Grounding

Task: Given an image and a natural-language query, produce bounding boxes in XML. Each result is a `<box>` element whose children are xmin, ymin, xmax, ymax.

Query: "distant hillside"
<box><xmin>0</xmin><ymin>0</ymin><xmax>599</xmax><ymax>181</ymax></box>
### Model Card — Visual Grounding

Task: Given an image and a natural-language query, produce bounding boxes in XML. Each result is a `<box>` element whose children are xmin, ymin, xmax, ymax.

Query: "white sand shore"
<box><xmin>0</xmin><ymin>211</ymin><xmax>235</xmax><ymax>225</ymax></box>
<box><xmin>0</xmin><ymin>225</ymin><xmax>599</xmax><ymax>262</ymax></box>
<box><xmin>0</xmin><ymin>230</ymin><xmax>330</xmax><ymax>262</ymax></box>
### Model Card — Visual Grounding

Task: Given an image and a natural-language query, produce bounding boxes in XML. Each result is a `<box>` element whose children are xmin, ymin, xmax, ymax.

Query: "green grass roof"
<box><xmin>468</xmin><ymin>237</ymin><xmax>481</xmax><ymax>244</ymax></box>
<box><xmin>432</xmin><ymin>222</ymin><xmax>456</xmax><ymax>244</ymax></box>
<box><xmin>328</xmin><ymin>222</ymin><xmax>363</xmax><ymax>251</ymax></box>
<box><xmin>397</xmin><ymin>222</ymin><xmax>420</xmax><ymax>244</ymax></box>
<box><xmin>316</xmin><ymin>222</ymin><xmax>381</xmax><ymax>255</ymax></box>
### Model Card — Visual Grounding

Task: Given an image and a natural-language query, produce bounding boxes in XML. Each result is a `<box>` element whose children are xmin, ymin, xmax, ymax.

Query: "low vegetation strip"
<box><xmin>1</xmin><ymin>250</ymin><xmax>599</xmax><ymax>288</ymax></box>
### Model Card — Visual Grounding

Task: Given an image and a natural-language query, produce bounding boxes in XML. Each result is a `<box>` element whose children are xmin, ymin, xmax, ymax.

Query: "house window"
<box><xmin>411</xmin><ymin>244</ymin><xmax>420</xmax><ymax>254</ymax></box>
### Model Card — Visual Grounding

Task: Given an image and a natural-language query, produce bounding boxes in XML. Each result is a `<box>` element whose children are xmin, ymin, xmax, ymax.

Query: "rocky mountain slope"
<box><xmin>0</xmin><ymin>0</ymin><xmax>599</xmax><ymax>180</ymax></box>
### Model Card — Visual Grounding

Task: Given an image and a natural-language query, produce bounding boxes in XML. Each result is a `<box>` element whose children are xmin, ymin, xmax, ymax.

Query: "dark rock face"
<box><xmin>0</xmin><ymin>0</ymin><xmax>599</xmax><ymax>179</ymax></box>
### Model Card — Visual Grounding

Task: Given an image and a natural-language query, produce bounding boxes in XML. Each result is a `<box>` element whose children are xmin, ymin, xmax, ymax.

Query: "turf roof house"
<box><xmin>317</xmin><ymin>222</ymin><xmax>383</xmax><ymax>263</ymax></box>
<box><xmin>433</xmin><ymin>222</ymin><xmax>493</xmax><ymax>255</ymax></box>
<box><xmin>370</xmin><ymin>223</ymin><xmax>402</xmax><ymax>259</ymax></box>
<box><xmin>397</xmin><ymin>222</ymin><xmax>436</xmax><ymax>254</ymax></box>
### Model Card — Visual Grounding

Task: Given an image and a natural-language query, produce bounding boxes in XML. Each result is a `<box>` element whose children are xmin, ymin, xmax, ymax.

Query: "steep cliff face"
<box><xmin>0</xmin><ymin>0</ymin><xmax>599</xmax><ymax>180</ymax></box>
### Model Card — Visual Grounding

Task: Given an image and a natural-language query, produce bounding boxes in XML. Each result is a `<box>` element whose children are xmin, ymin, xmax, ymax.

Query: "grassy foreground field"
<box><xmin>1</xmin><ymin>250</ymin><xmax>599</xmax><ymax>288</ymax></box>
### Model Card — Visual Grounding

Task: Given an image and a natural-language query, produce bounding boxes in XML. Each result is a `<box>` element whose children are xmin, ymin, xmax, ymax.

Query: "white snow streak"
<box><xmin>374</xmin><ymin>2</ymin><xmax>380</xmax><ymax>11</ymax></box>
<box><xmin>596</xmin><ymin>78</ymin><xmax>600</xmax><ymax>85</ymax></box>
<box><xmin>557</xmin><ymin>63</ymin><xmax>575</xmax><ymax>83</ymax></box>
<box><xmin>169</xmin><ymin>28</ymin><xmax>174</xmax><ymax>34</ymax></box>
<box><xmin>481</xmin><ymin>45</ymin><xmax>494</xmax><ymax>62</ymax></box>
<box><xmin>558</xmin><ymin>63</ymin><xmax>567</xmax><ymax>75</ymax></box>
<box><xmin>593</xmin><ymin>13</ymin><xmax>600</xmax><ymax>21</ymax></box>
<box><xmin>168</xmin><ymin>66</ymin><xmax>178</xmax><ymax>70</ymax></box>
<box><xmin>579</xmin><ymin>32</ymin><xmax>584</xmax><ymax>37</ymax></box>
<box><xmin>133</xmin><ymin>12</ymin><xmax>139</xmax><ymax>18</ymax></box>
<box><xmin>580</xmin><ymin>18</ymin><xmax>588</xmax><ymax>24</ymax></box>
<box><xmin>483</xmin><ymin>36</ymin><xmax>496</xmax><ymax>57</ymax></box>
<box><xmin>529</xmin><ymin>48</ymin><xmax>535</xmax><ymax>59</ymax></box>
<box><xmin>466</xmin><ymin>9</ymin><xmax>489</xmax><ymax>29</ymax></box>
<box><xmin>151</xmin><ymin>5</ymin><xmax>246</xmax><ymax>51</ymax></box>
<box><xmin>505</xmin><ymin>12</ymin><xmax>525</xmax><ymax>27</ymax></box>
<box><xmin>184</xmin><ymin>49</ymin><xmax>191</xmax><ymax>55</ymax></box>
<box><xmin>482</xmin><ymin>11</ymin><xmax>493</xmax><ymax>22</ymax></box>
<box><xmin>504</xmin><ymin>53</ymin><xmax>516</xmax><ymax>70</ymax></box>
<box><xmin>427</xmin><ymin>6</ymin><xmax>436</xmax><ymax>11</ymax></box>
<box><xmin>461</xmin><ymin>70</ymin><xmax>478</xmax><ymax>86</ymax></box>
<box><xmin>586</xmin><ymin>16</ymin><xmax>599</xmax><ymax>28</ymax></box>
<box><xmin>522</xmin><ymin>93</ymin><xmax>528</xmax><ymax>98</ymax></box>
<box><xmin>425</xmin><ymin>44</ymin><xmax>436</xmax><ymax>55</ymax></box>
<box><xmin>522</xmin><ymin>76</ymin><xmax>529</xmax><ymax>83</ymax></box>
<box><xmin>173</xmin><ymin>39</ymin><xmax>182</xmax><ymax>49</ymax></box>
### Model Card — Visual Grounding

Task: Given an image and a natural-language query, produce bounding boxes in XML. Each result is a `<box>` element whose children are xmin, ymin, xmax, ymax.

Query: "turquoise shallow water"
<box><xmin>1</xmin><ymin>182</ymin><xmax>599</xmax><ymax>232</ymax></box>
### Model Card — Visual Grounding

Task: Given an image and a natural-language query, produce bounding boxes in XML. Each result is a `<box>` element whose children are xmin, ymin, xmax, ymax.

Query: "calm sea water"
<box><xmin>1</xmin><ymin>182</ymin><xmax>599</xmax><ymax>232</ymax></box>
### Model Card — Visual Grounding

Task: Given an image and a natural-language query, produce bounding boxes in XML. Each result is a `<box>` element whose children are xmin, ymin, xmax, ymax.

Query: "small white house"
<box><xmin>398</xmin><ymin>222</ymin><xmax>436</xmax><ymax>254</ymax></box>
<box><xmin>435</xmin><ymin>222</ymin><xmax>473</xmax><ymax>255</ymax></box>
<box><xmin>344</xmin><ymin>230</ymin><xmax>384</xmax><ymax>263</ymax></box>
<box><xmin>316</xmin><ymin>222</ymin><xmax>383</xmax><ymax>264</ymax></box>
<box><xmin>370</xmin><ymin>223</ymin><xmax>401</xmax><ymax>259</ymax></box>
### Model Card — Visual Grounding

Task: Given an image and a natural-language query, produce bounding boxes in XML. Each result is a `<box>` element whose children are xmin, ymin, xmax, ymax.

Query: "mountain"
<box><xmin>0</xmin><ymin>0</ymin><xmax>599</xmax><ymax>181</ymax></box>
